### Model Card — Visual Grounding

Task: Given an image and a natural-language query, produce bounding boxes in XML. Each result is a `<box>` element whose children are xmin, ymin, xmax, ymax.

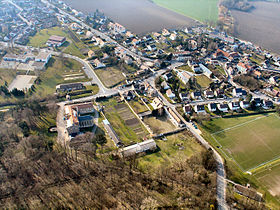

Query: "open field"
<box><xmin>8</xmin><ymin>75</ymin><xmax>37</xmax><ymax>91</ymax></box>
<box><xmin>64</xmin><ymin>0</ymin><xmax>197</xmax><ymax>34</ymax></box>
<box><xmin>94</xmin><ymin>66</ymin><xmax>125</xmax><ymax>88</ymax></box>
<box><xmin>143</xmin><ymin>115</ymin><xmax>175</xmax><ymax>135</ymax></box>
<box><xmin>178</xmin><ymin>65</ymin><xmax>193</xmax><ymax>73</ymax></box>
<box><xmin>203</xmin><ymin>113</ymin><xmax>280</xmax><ymax>172</ymax></box>
<box><xmin>101</xmin><ymin>98</ymin><xmax>149</xmax><ymax>145</ymax></box>
<box><xmin>128</xmin><ymin>97</ymin><xmax>149</xmax><ymax>114</ymax></box>
<box><xmin>28</xmin><ymin>27</ymin><xmax>86</xmax><ymax>58</ymax></box>
<box><xmin>232</xmin><ymin>1</ymin><xmax>280</xmax><ymax>54</ymax></box>
<box><xmin>0</xmin><ymin>68</ymin><xmax>16</xmax><ymax>86</ymax></box>
<box><xmin>34</xmin><ymin>56</ymin><xmax>90</xmax><ymax>98</ymax></box>
<box><xmin>195</xmin><ymin>75</ymin><xmax>212</xmax><ymax>88</ymax></box>
<box><xmin>153</xmin><ymin>0</ymin><xmax>219</xmax><ymax>23</ymax></box>
<box><xmin>254</xmin><ymin>162</ymin><xmax>280</xmax><ymax>197</ymax></box>
<box><xmin>139</xmin><ymin>131</ymin><xmax>203</xmax><ymax>172</ymax></box>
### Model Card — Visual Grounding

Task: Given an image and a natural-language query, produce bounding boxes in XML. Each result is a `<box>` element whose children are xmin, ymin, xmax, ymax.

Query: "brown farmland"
<box><xmin>63</xmin><ymin>0</ymin><xmax>198</xmax><ymax>34</ymax></box>
<box><xmin>232</xmin><ymin>1</ymin><xmax>280</xmax><ymax>54</ymax></box>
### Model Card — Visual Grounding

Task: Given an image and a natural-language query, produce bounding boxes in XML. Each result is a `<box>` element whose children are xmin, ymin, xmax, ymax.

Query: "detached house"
<box><xmin>240</xmin><ymin>101</ymin><xmax>250</xmax><ymax>109</ymax></box>
<box><xmin>166</xmin><ymin>89</ymin><xmax>176</xmax><ymax>99</ymax></box>
<box><xmin>208</xmin><ymin>103</ymin><xmax>217</xmax><ymax>112</ymax></box>
<box><xmin>194</xmin><ymin>105</ymin><xmax>206</xmax><ymax>114</ymax></box>
<box><xmin>218</xmin><ymin>104</ymin><xmax>228</xmax><ymax>112</ymax></box>
<box><xmin>233</xmin><ymin>88</ymin><xmax>246</xmax><ymax>97</ymax></box>
<box><xmin>228</xmin><ymin>102</ymin><xmax>240</xmax><ymax>111</ymax></box>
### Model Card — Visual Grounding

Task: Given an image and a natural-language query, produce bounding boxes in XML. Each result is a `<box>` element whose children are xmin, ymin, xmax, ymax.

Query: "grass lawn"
<box><xmin>143</xmin><ymin>115</ymin><xmax>176</xmax><ymax>135</ymax></box>
<box><xmin>138</xmin><ymin>131</ymin><xmax>203</xmax><ymax>172</ymax></box>
<box><xmin>152</xmin><ymin>0</ymin><xmax>219</xmax><ymax>23</ymax></box>
<box><xmin>128</xmin><ymin>97</ymin><xmax>149</xmax><ymax>114</ymax></box>
<box><xmin>94</xmin><ymin>66</ymin><xmax>125</xmax><ymax>88</ymax></box>
<box><xmin>202</xmin><ymin>113</ymin><xmax>280</xmax><ymax>172</ymax></box>
<box><xmin>178</xmin><ymin>65</ymin><xmax>193</xmax><ymax>73</ymax></box>
<box><xmin>0</xmin><ymin>68</ymin><xmax>16</xmax><ymax>86</ymax></box>
<box><xmin>195</xmin><ymin>75</ymin><xmax>212</xmax><ymax>88</ymax></box>
<box><xmin>101</xmin><ymin>98</ymin><xmax>149</xmax><ymax>145</ymax></box>
<box><xmin>34</xmin><ymin>56</ymin><xmax>90</xmax><ymax>98</ymax></box>
<box><xmin>28</xmin><ymin>26</ymin><xmax>86</xmax><ymax>58</ymax></box>
<box><xmin>254</xmin><ymin>162</ymin><xmax>280</xmax><ymax>198</ymax></box>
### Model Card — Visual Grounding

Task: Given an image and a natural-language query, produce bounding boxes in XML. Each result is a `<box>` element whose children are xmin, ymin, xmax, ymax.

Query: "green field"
<box><xmin>153</xmin><ymin>0</ymin><xmax>219</xmax><ymax>23</ymax></box>
<box><xmin>100</xmin><ymin>98</ymin><xmax>149</xmax><ymax>145</ymax></box>
<box><xmin>195</xmin><ymin>75</ymin><xmax>212</xmax><ymax>88</ymax></box>
<box><xmin>28</xmin><ymin>27</ymin><xmax>86</xmax><ymax>58</ymax></box>
<box><xmin>203</xmin><ymin>113</ymin><xmax>280</xmax><ymax>172</ymax></box>
<box><xmin>34</xmin><ymin>56</ymin><xmax>90</xmax><ymax>98</ymax></box>
<box><xmin>139</xmin><ymin>131</ymin><xmax>203</xmax><ymax>172</ymax></box>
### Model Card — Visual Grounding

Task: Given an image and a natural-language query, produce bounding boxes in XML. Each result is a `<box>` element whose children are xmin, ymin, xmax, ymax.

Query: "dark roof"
<box><xmin>219</xmin><ymin>104</ymin><xmax>228</xmax><ymax>109</ymax></box>
<box><xmin>78</xmin><ymin>115</ymin><xmax>93</xmax><ymax>121</ymax></box>
<box><xmin>193</xmin><ymin>91</ymin><xmax>201</xmax><ymax>97</ymax></box>
<box><xmin>209</xmin><ymin>103</ymin><xmax>217</xmax><ymax>109</ymax></box>
<box><xmin>197</xmin><ymin>105</ymin><xmax>205</xmax><ymax>111</ymax></box>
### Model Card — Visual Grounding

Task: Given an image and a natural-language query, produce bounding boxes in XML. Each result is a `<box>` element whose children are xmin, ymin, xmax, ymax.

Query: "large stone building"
<box><xmin>64</xmin><ymin>102</ymin><xmax>95</xmax><ymax>135</ymax></box>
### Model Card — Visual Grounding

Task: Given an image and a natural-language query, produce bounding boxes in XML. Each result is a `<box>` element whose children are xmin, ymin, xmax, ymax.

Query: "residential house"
<box><xmin>269</xmin><ymin>76</ymin><xmax>279</xmax><ymax>85</ymax></box>
<box><xmin>240</xmin><ymin>101</ymin><xmax>250</xmax><ymax>109</ymax></box>
<box><xmin>88</xmin><ymin>50</ymin><xmax>95</xmax><ymax>58</ymax></box>
<box><xmin>72</xmin><ymin>102</ymin><xmax>95</xmax><ymax>114</ymax></box>
<box><xmin>214</xmin><ymin>89</ymin><xmax>225</xmax><ymax>98</ymax></box>
<box><xmin>161</xmin><ymin>81</ymin><xmax>170</xmax><ymax>90</ymax></box>
<box><xmin>237</xmin><ymin>62</ymin><xmax>252</xmax><ymax>74</ymax></box>
<box><xmin>191</xmin><ymin>91</ymin><xmax>202</xmax><ymax>100</ymax></box>
<box><xmin>217</xmin><ymin>104</ymin><xmax>229</xmax><ymax>112</ymax></box>
<box><xmin>252</xmin><ymin>98</ymin><xmax>262</xmax><ymax>107</ymax></box>
<box><xmin>162</xmin><ymin>28</ymin><xmax>170</xmax><ymax>36</ymax></box>
<box><xmin>122</xmin><ymin>90</ymin><xmax>135</xmax><ymax>101</ymax></box>
<box><xmin>228</xmin><ymin>102</ymin><xmax>240</xmax><ymax>111</ymax></box>
<box><xmin>232</xmin><ymin>88</ymin><xmax>246</xmax><ymax>97</ymax></box>
<box><xmin>262</xmin><ymin>100</ymin><xmax>273</xmax><ymax>109</ymax></box>
<box><xmin>151</xmin><ymin>97</ymin><xmax>163</xmax><ymax>110</ymax></box>
<box><xmin>163</xmin><ymin>72</ymin><xmax>173</xmax><ymax>81</ymax></box>
<box><xmin>148</xmin><ymin>44</ymin><xmax>157</xmax><ymax>51</ymax></box>
<box><xmin>183</xmin><ymin>105</ymin><xmax>192</xmax><ymax>114</ymax></box>
<box><xmin>179</xmin><ymin>93</ymin><xmax>189</xmax><ymax>101</ymax></box>
<box><xmin>166</xmin><ymin>89</ymin><xmax>175</xmax><ymax>99</ymax></box>
<box><xmin>93</xmin><ymin>59</ymin><xmax>106</xmax><ymax>69</ymax></box>
<box><xmin>208</xmin><ymin>103</ymin><xmax>217</xmax><ymax>112</ymax></box>
<box><xmin>194</xmin><ymin>105</ymin><xmax>206</xmax><ymax>114</ymax></box>
<box><xmin>169</xmin><ymin>33</ymin><xmax>177</xmax><ymax>41</ymax></box>
<box><xmin>204</xmin><ymin>90</ymin><xmax>215</xmax><ymax>99</ymax></box>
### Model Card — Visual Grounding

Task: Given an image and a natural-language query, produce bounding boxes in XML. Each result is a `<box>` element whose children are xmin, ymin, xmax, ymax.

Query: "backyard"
<box><xmin>101</xmin><ymin>98</ymin><xmax>149</xmax><ymax>145</ymax></box>
<box><xmin>28</xmin><ymin>26</ymin><xmax>87</xmax><ymax>58</ymax></box>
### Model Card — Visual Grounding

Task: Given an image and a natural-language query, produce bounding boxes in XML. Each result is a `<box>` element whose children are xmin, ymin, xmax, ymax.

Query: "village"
<box><xmin>1</xmin><ymin>0</ymin><xmax>280</xmax><ymax>207</ymax></box>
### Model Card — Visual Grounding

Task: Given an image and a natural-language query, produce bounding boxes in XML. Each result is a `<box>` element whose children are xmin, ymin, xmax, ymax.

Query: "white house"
<box><xmin>240</xmin><ymin>101</ymin><xmax>250</xmax><ymax>109</ymax></box>
<box><xmin>228</xmin><ymin>102</ymin><xmax>240</xmax><ymax>111</ymax></box>
<box><xmin>194</xmin><ymin>105</ymin><xmax>206</xmax><ymax>114</ymax></box>
<box><xmin>177</xmin><ymin>71</ymin><xmax>191</xmax><ymax>85</ymax></box>
<box><xmin>166</xmin><ymin>89</ymin><xmax>176</xmax><ymax>99</ymax></box>
<box><xmin>218</xmin><ymin>104</ymin><xmax>228</xmax><ymax>112</ymax></box>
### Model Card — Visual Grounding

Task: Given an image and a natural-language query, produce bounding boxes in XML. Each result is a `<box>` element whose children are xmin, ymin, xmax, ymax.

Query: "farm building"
<box><xmin>119</xmin><ymin>139</ymin><xmax>157</xmax><ymax>158</ymax></box>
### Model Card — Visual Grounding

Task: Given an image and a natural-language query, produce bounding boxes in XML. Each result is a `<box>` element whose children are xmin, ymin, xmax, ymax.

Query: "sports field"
<box><xmin>153</xmin><ymin>0</ymin><xmax>219</xmax><ymax>23</ymax></box>
<box><xmin>203</xmin><ymin>113</ymin><xmax>280</xmax><ymax>172</ymax></box>
<box><xmin>254</xmin><ymin>163</ymin><xmax>280</xmax><ymax>196</ymax></box>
